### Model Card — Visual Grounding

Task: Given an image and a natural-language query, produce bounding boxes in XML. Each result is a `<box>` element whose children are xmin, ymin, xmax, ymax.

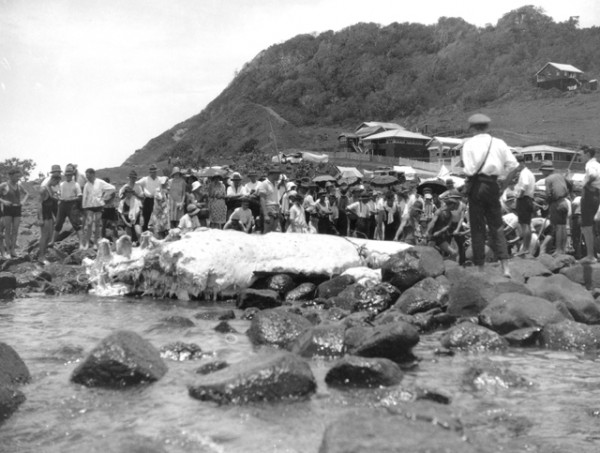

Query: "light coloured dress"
<box><xmin>168</xmin><ymin>176</ymin><xmax>186</xmax><ymax>223</ymax></box>
<box><xmin>151</xmin><ymin>187</ymin><xmax>170</xmax><ymax>235</ymax></box>
<box><xmin>208</xmin><ymin>180</ymin><xmax>227</xmax><ymax>225</ymax></box>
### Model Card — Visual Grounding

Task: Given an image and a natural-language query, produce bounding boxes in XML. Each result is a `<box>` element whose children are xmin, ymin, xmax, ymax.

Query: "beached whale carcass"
<box><xmin>86</xmin><ymin>229</ymin><xmax>411</xmax><ymax>300</ymax></box>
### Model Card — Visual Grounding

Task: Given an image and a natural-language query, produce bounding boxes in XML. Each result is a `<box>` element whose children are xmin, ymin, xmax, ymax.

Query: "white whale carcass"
<box><xmin>87</xmin><ymin>228</ymin><xmax>411</xmax><ymax>300</ymax></box>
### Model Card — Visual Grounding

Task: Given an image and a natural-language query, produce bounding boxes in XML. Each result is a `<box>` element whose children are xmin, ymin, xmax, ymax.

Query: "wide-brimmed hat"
<box><xmin>468</xmin><ymin>113</ymin><xmax>491</xmax><ymax>126</ymax></box>
<box><xmin>186</xmin><ymin>203</ymin><xmax>200</xmax><ymax>215</ymax></box>
<box><xmin>171</xmin><ymin>166</ymin><xmax>182</xmax><ymax>177</ymax></box>
<box><xmin>539</xmin><ymin>161</ymin><xmax>554</xmax><ymax>172</ymax></box>
<box><xmin>191</xmin><ymin>181</ymin><xmax>201</xmax><ymax>192</ymax></box>
<box><xmin>231</xmin><ymin>172</ymin><xmax>242</xmax><ymax>181</ymax></box>
<box><xmin>50</xmin><ymin>165</ymin><xmax>62</xmax><ymax>174</ymax></box>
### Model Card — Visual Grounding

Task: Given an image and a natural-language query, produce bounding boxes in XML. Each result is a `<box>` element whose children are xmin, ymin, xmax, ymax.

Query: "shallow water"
<box><xmin>1</xmin><ymin>295</ymin><xmax>600</xmax><ymax>452</ymax></box>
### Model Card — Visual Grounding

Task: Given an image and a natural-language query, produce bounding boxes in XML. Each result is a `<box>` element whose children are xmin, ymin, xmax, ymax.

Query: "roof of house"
<box><xmin>519</xmin><ymin>144</ymin><xmax>579</xmax><ymax>154</ymax></box>
<box><xmin>536</xmin><ymin>62</ymin><xmax>584</xmax><ymax>75</ymax></box>
<box><xmin>356</xmin><ymin>122</ymin><xmax>404</xmax><ymax>132</ymax></box>
<box><xmin>362</xmin><ymin>129</ymin><xmax>431</xmax><ymax>141</ymax></box>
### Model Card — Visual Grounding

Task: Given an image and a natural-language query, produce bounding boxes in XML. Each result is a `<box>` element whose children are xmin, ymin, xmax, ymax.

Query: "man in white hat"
<box><xmin>462</xmin><ymin>113</ymin><xmax>517</xmax><ymax>277</ymax></box>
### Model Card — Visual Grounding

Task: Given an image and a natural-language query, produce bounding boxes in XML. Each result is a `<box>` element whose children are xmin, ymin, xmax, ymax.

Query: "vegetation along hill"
<box><xmin>123</xmin><ymin>6</ymin><xmax>600</xmax><ymax>170</ymax></box>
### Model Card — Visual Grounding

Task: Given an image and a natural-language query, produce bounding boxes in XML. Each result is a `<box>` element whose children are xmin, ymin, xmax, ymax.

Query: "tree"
<box><xmin>0</xmin><ymin>157</ymin><xmax>36</xmax><ymax>181</ymax></box>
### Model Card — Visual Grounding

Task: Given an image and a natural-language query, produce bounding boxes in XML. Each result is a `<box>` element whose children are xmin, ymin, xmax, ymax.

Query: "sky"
<box><xmin>1</xmin><ymin>0</ymin><xmax>599</xmax><ymax>176</ymax></box>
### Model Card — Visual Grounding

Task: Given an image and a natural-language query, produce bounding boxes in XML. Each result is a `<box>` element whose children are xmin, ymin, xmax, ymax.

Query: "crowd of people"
<box><xmin>1</xmin><ymin>114</ymin><xmax>598</xmax><ymax>274</ymax></box>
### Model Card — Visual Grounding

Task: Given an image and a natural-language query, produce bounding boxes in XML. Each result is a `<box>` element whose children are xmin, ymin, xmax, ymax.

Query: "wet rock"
<box><xmin>339</xmin><ymin>311</ymin><xmax>373</xmax><ymax>328</ymax></box>
<box><xmin>267</xmin><ymin>274</ymin><xmax>296</xmax><ymax>296</ymax></box>
<box><xmin>462</xmin><ymin>359</ymin><xmax>532</xmax><ymax>391</ymax></box>
<box><xmin>503</xmin><ymin>327</ymin><xmax>543</xmax><ymax>347</ymax></box>
<box><xmin>341</xmin><ymin>266</ymin><xmax>381</xmax><ymax>286</ymax></box>
<box><xmin>236</xmin><ymin>289</ymin><xmax>281</xmax><ymax>310</ymax></box>
<box><xmin>0</xmin><ymin>272</ymin><xmax>17</xmax><ymax>300</ymax></box>
<box><xmin>325</xmin><ymin>283</ymin><xmax>364</xmax><ymax>311</ymax></box>
<box><xmin>354</xmin><ymin>282</ymin><xmax>400</xmax><ymax>315</ymax></box>
<box><xmin>528</xmin><ymin>274</ymin><xmax>600</xmax><ymax>324</ymax></box>
<box><xmin>393</xmin><ymin>277</ymin><xmax>444</xmax><ymax>315</ymax></box>
<box><xmin>188</xmin><ymin>351</ymin><xmax>316</xmax><ymax>404</ymax></box>
<box><xmin>149</xmin><ymin>315</ymin><xmax>195</xmax><ymax>331</ymax></box>
<box><xmin>325</xmin><ymin>355</ymin><xmax>402</xmax><ymax>388</ymax></box>
<box><xmin>0</xmin><ymin>343</ymin><xmax>31</xmax><ymax>385</ymax></box>
<box><xmin>479</xmin><ymin>293</ymin><xmax>570</xmax><ymax>335</ymax></box>
<box><xmin>0</xmin><ymin>385</ymin><xmax>26</xmax><ymax>423</ymax></box>
<box><xmin>71</xmin><ymin>330</ymin><xmax>167</xmax><ymax>388</ymax></box>
<box><xmin>447</xmin><ymin>270</ymin><xmax>532</xmax><ymax>317</ymax></box>
<box><xmin>246</xmin><ymin>308</ymin><xmax>312</xmax><ymax>350</ymax></box>
<box><xmin>349</xmin><ymin>321</ymin><xmax>420</xmax><ymax>363</ymax></box>
<box><xmin>373</xmin><ymin>310</ymin><xmax>416</xmax><ymax>326</ymax></box>
<box><xmin>317</xmin><ymin>275</ymin><xmax>356</xmax><ymax>299</ymax></box>
<box><xmin>291</xmin><ymin>324</ymin><xmax>346</xmax><ymax>359</ymax></box>
<box><xmin>285</xmin><ymin>282</ymin><xmax>317</xmax><ymax>302</ymax></box>
<box><xmin>159</xmin><ymin>342</ymin><xmax>203</xmax><ymax>361</ymax></box>
<box><xmin>194</xmin><ymin>309</ymin><xmax>235</xmax><ymax>321</ymax></box>
<box><xmin>380</xmin><ymin>246</ymin><xmax>444</xmax><ymax>291</ymax></box>
<box><xmin>195</xmin><ymin>361</ymin><xmax>229</xmax><ymax>375</ymax></box>
<box><xmin>440</xmin><ymin>322</ymin><xmax>508</xmax><ymax>351</ymax></box>
<box><xmin>241</xmin><ymin>307</ymin><xmax>259</xmax><ymax>320</ymax></box>
<box><xmin>540</xmin><ymin>320</ymin><xmax>600</xmax><ymax>351</ymax></box>
<box><xmin>214</xmin><ymin>321</ymin><xmax>238</xmax><ymax>334</ymax></box>
<box><xmin>319</xmin><ymin>407</ymin><xmax>482</xmax><ymax>453</ymax></box>
<box><xmin>299</xmin><ymin>308</ymin><xmax>324</xmax><ymax>325</ymax></box>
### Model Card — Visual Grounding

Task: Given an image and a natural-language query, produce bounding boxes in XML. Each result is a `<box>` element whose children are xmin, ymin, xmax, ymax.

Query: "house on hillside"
<box><xmin>362</xmin><ymin>129</ymin><xmax>431</xmax><ymax>161</ymax></box>
<box><xmin>535</xmin><ymin>62</ymin><xmax>588</xmax><ymax>91</ymax></box>
<box><xmin>426</xmin><ymin>136</ymin><xmax>464</xmax><ymax>161</ymax></box>
<box><xmin>338</xmin><ymin>121</ymin><xmax>404</xmax><ymax>153</ymax></box>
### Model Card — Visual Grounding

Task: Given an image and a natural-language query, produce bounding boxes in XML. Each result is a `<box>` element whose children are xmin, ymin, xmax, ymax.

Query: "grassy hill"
<box><xmin>120</xmin><ymin>6</ymin><xmax>600</xmax><ymax>172</ymax></box>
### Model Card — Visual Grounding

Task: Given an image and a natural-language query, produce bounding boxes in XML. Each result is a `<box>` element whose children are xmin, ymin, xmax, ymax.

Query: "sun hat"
<box><xmin>191</xmin><ymin>181</ymin><xmax>201</xmax><ymax>192</ymax></box>
<box><xmin>50</xmin><ymin>165</ymin><xmax>62</xmax><ymax>174</ymax></box>
<box><xmin>170</xmin><ymin>167</ymin><xmax>182</xmax><ymax>177</ymax></box>
<box><xmin>468</xmin><ymin>113</ymin><xmax>491</xmax><ymax>125</ymax></box>
<box><xmin>539</xmin><ymin>161</ymin><xmax>554</xmax><ymax>172</ymax></box>
<box><xmin>186</xmin><ymin>204</ymin><xmax>200</xmax><ymax>215</ymax></box>
<box><xmin>231</xmin><ymin>172</ymin><xmax>242</xmax><ymax>181</ymax></box>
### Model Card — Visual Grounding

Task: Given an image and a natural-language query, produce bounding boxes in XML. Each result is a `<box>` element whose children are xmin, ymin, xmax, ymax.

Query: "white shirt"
<box><xmin>244</xmin><ymin>181</ymin><xmax>259</xmax><ymax>194</ymax></box>
<box><xmin>82</xmin><ymin>179</ymin><xmax>115</xmax><ymax>208</ymax></box>
<box><xmin>59</xmin><ymin>180</ymin><xmax>82</xmax><ymax>201</ymax></box>
<box><xmin>462</xmin><ymin>134</ymin><xmax>518</xmax><ymax>176</ymax></box>
<box><xmin>136</xmin><ymin>175</ymin><xmax>165</xmax><ymax>198</ymax></box>
<box><xmin>227</xmin><ymin>185</ymin><xmax>248</xmax><ymax>197</ymax></box>
<box><xmin>515</xmin><ymin>166</ymin><xmax>536</xmax><ymax>198</ymax></box>
<box><xmin>584</xmin><ymin>157</ymin><xmax>600</xmax><ymax>191</ymax></box>
<box><xmin>257</xmin><ymin>179</ymin><xmax>279</xmax><ymax>206</ymax></box>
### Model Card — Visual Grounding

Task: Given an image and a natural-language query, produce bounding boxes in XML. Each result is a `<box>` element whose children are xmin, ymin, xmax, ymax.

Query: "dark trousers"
<box><xmin>55</xmin><ymin>200</ymin><xmax>81</xmax><ymax>232</ymax></box>
<box><xmin>467</xmin><ymin>175</ymin><xmax>509</xmax><ymax>266</ymax></box>
<box><xmin>571</xmin><ymin>214</ymin><xmax>583</xmax><ymax>259</ymax></box>
<box><xmin>142</xmin><ymin>197</ymin><xmax>154</xmax><ymax>231</ymax></box>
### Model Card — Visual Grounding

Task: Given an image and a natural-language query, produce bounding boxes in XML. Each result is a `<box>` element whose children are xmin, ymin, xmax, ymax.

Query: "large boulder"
<box><xmin>317</xmin><ymin>275</ymin><xmax>356</xmax><ymax>299</ymax></box>
<box><xmin>479</xmin><ymin>293</ymin><xmax>569</xmax><ymax>335</ymax></box>
<box><xmin>246</xmin><ymin>308</ymin><xmax>312</xmax><ymax>349</ymax></box>
<box><xmin>527</xmin><ymin>274</ymin><xmax>600</xmax><ymax>324</ymax></box>
<box><xmin>291</xmin><ymin>324</ymin><xmax>346</xmax><ymax>359</ymax></box>
<box><xmin>393</xmin><ymin>276</ymin><xmax>448</xmax><ymax>315</ymax></box>
<box><xmin>540</xmin><ymin>320</ymin><xmax>600</xmax><ymax>351</ymax></box>
<box><xmin>0</xmin><ymin>272</ymin><xmax>17</xmax><ymax>300</ymax></box>
<box><xmin>440</xmin><ymin>322</ymin><xmax>508</xmax><ymax>352</ymax></box>
<box><xmin>0</xmin><ymin>385</ymin><xmax>26</xmax><ymax>423</ymax></box>
<box><xmin>319</xmin><ymin>408</ymin><xmax>482</xmax><ymax>453</ymax></box>
<box><xmin>380</xmin><ymin>246</ymin><xmax>444</xmax><ymax>291</ymax></box>
<box><xmin>0</xmin><ymin>343</ymin><xmax>31</xmax><ymax>385</ymax></box>
<box><xmin>560</xmin><ymin>263</ymin><xmax>600</xmax><ymax>289</ymax></box>
<box><xmin>188</xmin><ymin>351</ymin><xmax>316</xmax><ymax>404</ymax></box>
<box><xmin>236</xmin><ymin>289</ymin><xmax>281</xmax><ymax>310</ymax></box>
<box><xmin>447</xmin><ymin>270</ymin><xmax>532</xmax><ymax>317</ymax></box>
<box><xmin>508</xmin><ymin>258</ymin><xmax>553</xmax><ymax>283</ymax></box>
<box><xmin>348</xmin><ymin>321</ymin><xmax>420</xmax><ymax>363</ymax></box>
<box><xmin>285</xmin><ymin>282</ymin><xmax>317</xmax><ymax>302</ymax></box>
<box><xmin>71</xmin><ymin>330</ymin><xmax>168</xmax><ymax>388</ymax></box>
<box><xmin>325</xmin><ymin>356</ymin><xmax>402</xmax><ymax>388</ymax></box>
<box><xmin>540</xmin><ymin>253</ymin><xmax>577</xmax><ymax>273</ymax></box>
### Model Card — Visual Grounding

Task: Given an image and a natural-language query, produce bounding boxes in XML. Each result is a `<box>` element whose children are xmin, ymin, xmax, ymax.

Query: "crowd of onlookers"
<box><xmin>0</xmin><ymin>151</ymin><xmax>597</xmax><ymax>267</ymax></box>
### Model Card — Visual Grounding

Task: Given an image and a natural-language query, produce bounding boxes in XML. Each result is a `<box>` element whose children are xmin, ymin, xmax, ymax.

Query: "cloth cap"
<box><xmin>468</xmin><ymin>113</ymin><xmax>491</xmax><ymax>125</ymax></box>
<box><xmin>50</xmin><ymin>165</ymin><xmax>62</xmax><ymax>173</ymax></box>
<box><xmin>191</xmin><ymin>181</ymin><xmax>201</xmax><ymax>192</ymax></box>
<box><xmin>539</xmin><ymin>160</ymin><xmax>554</xmax><ymax>172</ymax></box>
<box><xmin>444</xmin><ymin>189</ymin><xmax>463</xmax><ymax>200</ymax></box>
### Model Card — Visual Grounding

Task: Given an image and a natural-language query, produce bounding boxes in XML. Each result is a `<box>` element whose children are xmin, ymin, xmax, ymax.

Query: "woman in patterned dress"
<box><xmin>150</xmin><ymin>178</ymin><xmax>170</xmax><ymax>238</ymax></box>
<box><xmin>207</xmin><ymin>175</ymin><xmax>227</xmax><ymax>229</ymax></box>
<box><xmin>167</xmin><ymin>167</ymin><xmax>186</xmax><ymax>228</ymax></box>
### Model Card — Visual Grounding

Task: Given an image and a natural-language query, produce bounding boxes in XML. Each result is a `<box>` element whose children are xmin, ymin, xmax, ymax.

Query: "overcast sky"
<box><xmin>1</xmin><ymin>0</ymin><xmax>599</xmax><ymax>176</ymax></box>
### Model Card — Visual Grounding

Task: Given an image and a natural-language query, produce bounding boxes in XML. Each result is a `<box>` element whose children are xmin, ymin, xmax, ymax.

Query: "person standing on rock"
<box><xmin>580</xmin><ymin>146</ymin><xmax>600</xmax><ymax>264</ymax></box>
<box><xmin>53</xmin><ymin>166</ymin><xmax>82</xmax><ymax>245</ymax></box>
<box><xmin>136</xmin><ymin>164</ymin><xmax>163</xmax><ymax>232</ymax></box>
<box><xmin>167</xmin><ymin>167</ymin><xmax>187</xmax><ymax>228</ymax></box>
<box><xmin>0</xmin><ymin>167</ymin><xmax>29</xmax><ymax>258</ymax></box>
<box><xmin>512</xmin><ymin>153</ymin><xmax>536</xmax><ymax>257</ymax></box>
<box><xmin>81</xmin><ymin>168</ymin><xmax>115</xmax><ymax>250</ymax></box>
<box><xmin>258</xmin><ymin>166</ymin><xmax>283</xmax><ymax>233</ymax></box>
<box><xmin>540</xmin><ymin>160</ymin><xmax>571</xmax><ymax>256</ymax></box>
<box><xmin>38</xmin><ymin>165</ymin><xmax>62</xmax><ymax>263</ymax></box>
<box><xmin>462</xmin><ymin>113</ymin><xmax>517</xmax><ymax>277</ymax></box>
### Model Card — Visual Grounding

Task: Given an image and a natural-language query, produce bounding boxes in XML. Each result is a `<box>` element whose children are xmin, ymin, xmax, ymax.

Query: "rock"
<box><xmin>508</xmin><ymin>258</ymin><xmax>552</xmax><ymax>283</ymax></box>
<box><xmin>540</xmin><ymin>320</ymin><xmax>600</xmax><ymax>351</ymax></box>
<box><xmin>0</xmin><ymin>343</ymin><xmax>31</xmax><ymax>385</ymax></box>
<box><xmin>291</xmin><ymin>324</ymin><xmax>346</xmax><ymax>359</ymax></box>
<box><xmin>560</xmin><ymin>263</ymin><xmax>600</xmax><ymax>290</ymax></box>
<box><xmin>214</xmin><ymin>321</ymin><xmax>238</xmax><ymax>334</ymax></box>
<box><xmin>447</xmin><ymin>270</ymin><xmax>532</xmax><ymax>317</ymax></box>
<box><xmin>194</xmin><ymin>309</ymin><xmax>235</xmax><ymax>321</ymax></box>
<box><xmin>479</xmin><ymin>293</ymin><xmax>570</xmax><ymax>335</ymax></box>
<box><xmin>540</xmin><ymin>253</ymin><xmax>576</xmax><ymax>273</ymax></box>
<box><xmin>502</xmin><ymin>327</ymin><xmax>543</xmax><ymax>347</ymax></box>
<box><xmin>393</xmin><ymin>276</ymin><xmax>447</xmax><ymax>315</ymax></box>
<box><xmin>267</xmin><ymin>273</ymin><xmax>296</xmax><ymax>295</ymax></box>
<box><xmin>236</xmin><ymin>289</ymin><xmax>281</xmax><ymax>310</ymax></box>
<box><xmin>319</xmin><ymin>408</ymin><xmax>482</xmax><ymax>453</ymax></box>
<box><xmin>159</xmin><ymin>342</ymin><xmax>203</xmax><ymax>361</ymax></box>
<box><xmin>341</xmin><ymin>266</ymin><xmax>381</xmax><ymax>286</ymax></box>
<box><xmin>71</xmin><ymin>330</ymin><xmax>167</xmax><ymax>388</ymax></box>
<box><xmin>54</xmin><ymin>237</ymin><xmax>80</xmax><ymax>257</ymax></box>
<box><xmin>440</xmin><ymin>322</ymin><xmax>508</xmax><ymax>351</ymax></box>
<box><xmin>373</xmin><ymin>310</ymin><xmax>416</xmax><ymax>327</ymax></box>
<box><xmin>195</xmin><ymin>361</ymin><xmax>229</xmax><ymax>375</ymax></box>
<box><xmin>462</xmin><ymin>359</ymin><xmax>532</xmax><ymax>391</ymax></box>
<box><xmin>188</xmin><ymin>351</ymin><xmax>316</xmax><ymax>404</ymax></box>
<box><xmin>285</xmin><ymin>282</ymin><xmax>317</xmax><ymax>302</ymax></box>
<box><xmin>325</xmin><ymin>356</ymin><xmax>403</xmax><ymax>388</ymax></box>
<box><xmin>349</xmin><ymin>321</ymin><xmax>420</xmax><ymax>363</ymax></box>
<box><xmin>242</xmin><ymin>307</ymin><xmax>260</xmax><ymax>320</ymax></box>
<box><xmin>354</xmin><ymin>282</ymin><xmax>400</xmax><ymax>315</ymax></box>
<box><xmin>246</xmin><ymin>308</ymin><xmax>312</xmax><ymax>349</ymax></box>
<box><xmin>317</xmin><ymin>275</ymin><xmax>356</xmax><ymax>299</ymax></box>
<box><xmin>0</xmin><ymin>385</ymin><xmax>26</xmax><ymax>423</ymax></box>
<box><xmin>148</xmin><ymin>315</ymin><xmax>195</xmax><ymax>331</ymax></box>
<box><xmin>63</xmin><ymin>248</ymin><xmax>97</xmax><ymax>265</ymax></box>
<box><xmin>325</xmin><ymin>283</ymin><xmax>364</xmax><ymax>311</ymax></box>
<box><xmin>0</xmin><ymin>272</ymin><xmax>17</xmax><ymax>300</ymax></box>
<box><xmin>326</xmin><ymin>307</ymin><xmax>350</xmax><ymax>322</ymax></box>
<box><xmin>380</xmin><ymin>246</ymin><xmax>444</xmax><ymax>291</ymax></box>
